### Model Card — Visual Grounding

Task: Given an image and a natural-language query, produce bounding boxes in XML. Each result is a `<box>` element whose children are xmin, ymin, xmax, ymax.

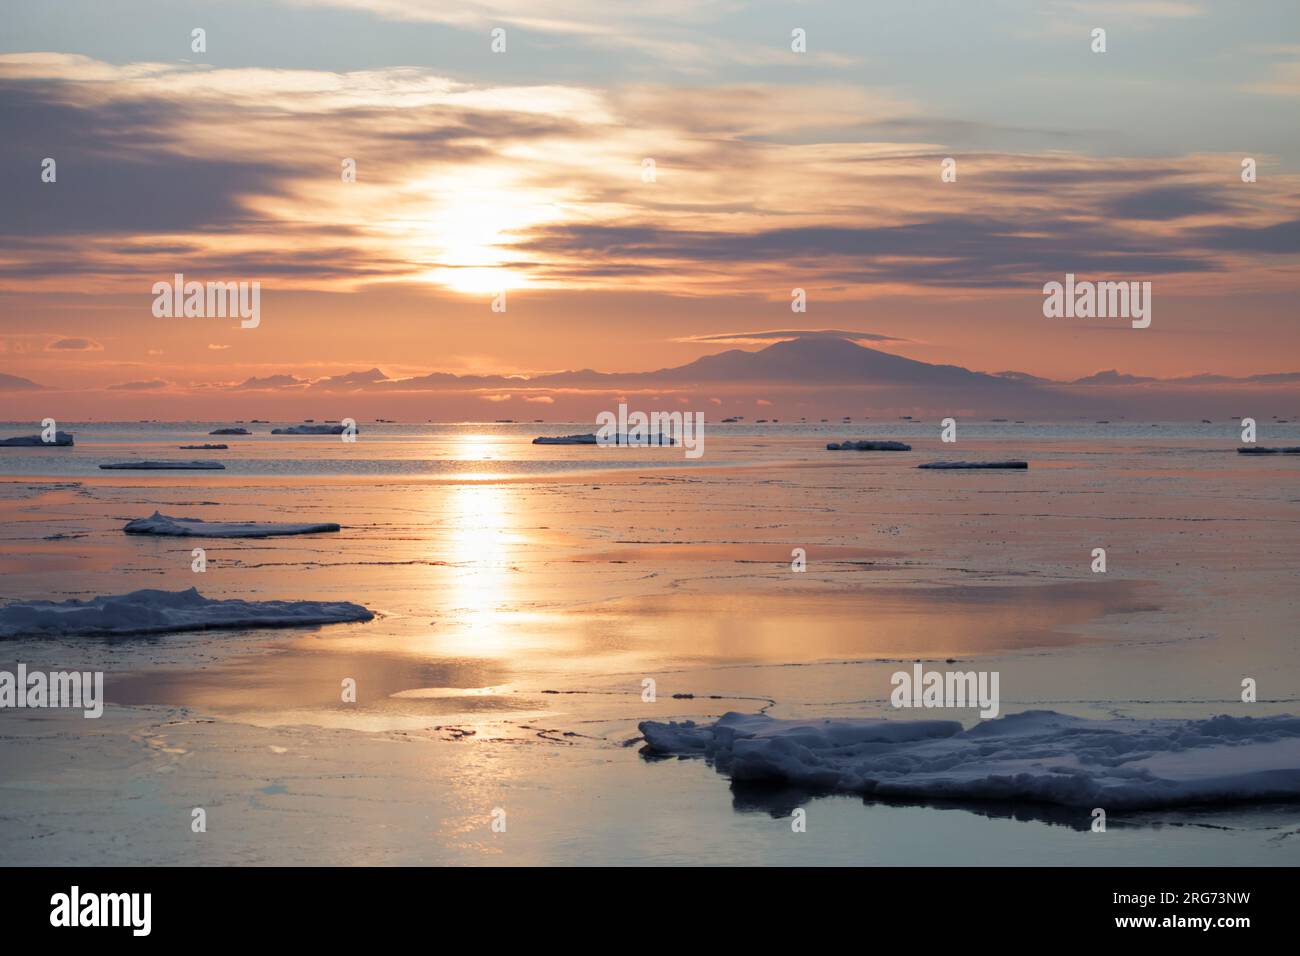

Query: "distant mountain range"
<box><xmin>5</xmin><ymin>338</ymin><xmax>1299</xmax><ymax>418</ymax></box>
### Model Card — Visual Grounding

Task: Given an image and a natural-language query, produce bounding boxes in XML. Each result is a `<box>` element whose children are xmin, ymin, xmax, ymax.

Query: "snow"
<box><xmin>0</xmin><ymin>432</ymin><xmax>74</xmax><ymax>446</ymax></box>
<box><xmin>123</xmin><ymin>511</ymin><xmax>341</xmax><ymax>538</ymax></box>
<box><xmin>0</xmin><ymin>587</ymin><xmax>373</xmax><ymax>638</ymax></box>
<box><xmin>271</xmin><ymin>424</ymin><xmax>353</xmax><ymax>435</ymax></box>
<box><xmin>919</xmin><ymin>460</ymin><xmax>1028</xmax><ymax>469</ymax></box>
<box><xmin>826</xmin><ymin>440</ymin><xmax>911</xmax><ymax>451</ymax></box>
<box><xmin>638</xmin><ymin>710</ymin><xmax>1300</xmax><ymax>809</ymax></box>
<box><xmin>99</xmin><ymin>461</ymin><xmax>225</xmax><ymax>470</ymax></box>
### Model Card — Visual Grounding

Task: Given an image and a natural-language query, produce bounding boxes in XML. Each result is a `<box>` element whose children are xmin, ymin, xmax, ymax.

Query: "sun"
<box><xmin>400</xmin><ymin>168</ymin><xmax>562</xmax><ymax>296</ymax></box>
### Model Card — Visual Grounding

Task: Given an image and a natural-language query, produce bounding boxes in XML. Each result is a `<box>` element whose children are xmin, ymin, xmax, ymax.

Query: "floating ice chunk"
<box><xmin>532</xmin><ymin>433</ymin><xmax>675</xmax><ymax>445</ymax></box>
<box><xmin>99</xmin><ymin>461</ymin><xmax>225</xmax><ymax>470</ymax></box>
<box><xmin>123</xmin><ymin>511</ymin><xmax>341</xmax><ymax>538</ymax></box>
<box><xmin>271</xmin><ymin>424</ymin><xmax>354</xmax><ymax>435</ymax></box>
<box><xmin>0</xmin><ymin>432</ymin><xmax>74</xmax><ymax>446</ymax></box>
<box><xmin>918</xmin><ymin>460</ymin><xmax>1027</xmax><ymax>469</ymax></box>
<box><xmin>639</xmin><ymin>710</ymin><xmax>1300</xmax><ymax>809</ymax></box>
<box><xmin>826</xmin><ymin>440</ymin><xmax>911</xmax><ymax>451</ymax></box>
<box><xmin>0</xmin><ymin>586</ymin><xmax>373</xmax><ymax>638</ymax></box>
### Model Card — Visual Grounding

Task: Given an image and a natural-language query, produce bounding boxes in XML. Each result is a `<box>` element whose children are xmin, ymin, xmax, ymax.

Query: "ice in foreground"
<box><xmin>0</xmin><ymin>587</ymin><xmax>373</xmax><ymax>638</ymax></box>
<box><xmin>639</xmin><ymin>710</ymin><xmax>1300</xmax><ymax>809</ymax></box>
<box><xmin>124</xmin><ymin>511</ymin><xmax>341</xmax><ymax>538</ymax></box>
<box><xmin>99</xmin><ymin>461</ymin><xmax>225</xmax><ymax>470</ymax></box>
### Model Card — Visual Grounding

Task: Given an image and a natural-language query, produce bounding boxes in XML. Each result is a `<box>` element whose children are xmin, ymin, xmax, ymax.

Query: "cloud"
<box><xmin>107</xmin><ymin>379</ymin><xmax>168</xmax><ymax>390</ymax></box>
<box><xmin>45</xmin><ymin>336</ymin><xmax>103</xmax><ymax>351</ymax></box>
<box><xmin>2</xmin><ymin>54</ymin><xmax>1298</xmax><ymax>304</ymax></box>
<box><xmin>680</xmin><ymin>329</ymin><xmax>912</xmax><ymax>346</ymax></box>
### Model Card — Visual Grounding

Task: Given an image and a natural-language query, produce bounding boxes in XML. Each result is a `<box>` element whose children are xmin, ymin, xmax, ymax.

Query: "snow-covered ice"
<box><xmin>919</xmin><ymin>460</ymin><xmax>1028</xmax><ymax>469</ymax></box>
<box><xmin>99</xmin><ymin>461</ymin><xmax>226</xmax><ymax>470</ymax></box>
<box><xmin>123</xmin><ymin>511</ymin><xmax>341</xmax><ymax>538</ymax></box>
<box><xmin>0</xmin><ymin>432</ymin><xmax>74</xmax><ymax>446</ymax></box>
<box><xmin>638</xmin><ymin>710</ymin><xmax>1300</xmax><ymax>809</ymax></box>
<box><xmin>0</xmin><ymin>587</ymin><xmax>373</xmax><ymax>638</ymax></box>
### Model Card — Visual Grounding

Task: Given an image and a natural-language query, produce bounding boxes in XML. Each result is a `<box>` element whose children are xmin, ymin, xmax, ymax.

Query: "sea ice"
<box><xmin>99</xmin><ymin>461</ymin><xmax>226</xmax><ymax>470</ymax></box>
<box><xmin>826</xmin><ymin>440</ymin><xmax>912</xmax><ymax>451</ymax></box>
<box><xmin>271</xmin><ymin>424</ymin><xmax>354</xmax><ymax>435</ymax></box>
<box><xmin>0</xmin><ymin>587</ymin><xmax>373</xmax><ymax>638</ymax></box>
<box><xmin>532</xmin><ymin>433</ymin><xmax>675</xmax><ymax>445</ymax></box>
<box><xmin>123</xmin><ymin>511</ymin><xmax>341</xmax><ymax>538</ymax></box>
<box><xmin>639</xmin><ymin>710</ymin><xmax>1300</xmax><ymax>809</ymax></box>
<box><xmin>0</xmin><ymin>432</ymin><xmax>74</xmax><ymax>446</ymax></box>
<box><xmin>919</xmin><ymin>460</ymin><xmax>1028</xmax><ymax>469</ymax></box>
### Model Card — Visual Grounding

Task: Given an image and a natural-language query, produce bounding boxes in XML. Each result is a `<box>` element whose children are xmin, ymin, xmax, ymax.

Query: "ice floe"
<box><xmin>0</xmin><ymin>432</ymin><xmax>74</xmax><ymax>446</ymax></box>
<box><xmin>99</xmin><ymin>461</ymin><xmax>225</xmax><ymax>470</ymax></box>
<box><xmin>826</xmin><ymin>440</ymin><xmax>911</xmax><ymax>451</ymax></box>
<box><xmin>919</xmin><ymin>460</ymin><xmax>1028</xmax><ymax>469</ymax></box>
<box><xmin>638</xmin><ymin>710</ymin><xmax>1300</xmax><ymax>809</ymax></box>
<box><xmin>271</xmin><ymin>424</ymin><xmax>353</xmax><ymax>435</ymax></box>
<box><xmin>0</xmin><ymin>587</ymin><xmax>373</xmax><ymax>638</ymax></box>
<box><xmin>123</xmin><ymin>511</ymin><xmax>341</xmax><ymax>538</ymax></box>
<box><xmin>532</xmin><ymin>433</ymin><xmax>675</xmax><ymax>445</ymax></box>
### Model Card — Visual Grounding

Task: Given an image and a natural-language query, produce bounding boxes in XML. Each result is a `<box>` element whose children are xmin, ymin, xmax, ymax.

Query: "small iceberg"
<box><xmin>179</xmin><ymin>443</ymin><xmax>228</xmax><ymax>450</ymax></box>
<box><xmin>1238</xmin><ymin>446</ymin><xmax>1300</xmax><ymax>454</ymax></box>
<box><xmin>638</xmin><ymin>710</ymin><xmax>1300</xmax><ymax>810</ymax></box>
<box><xmin>124</xmin><ymin>511</ymin><xmax>341</xmax><ymax>538</ymax></box>
<box><xmin>0</xmin><ymin>586</ymin><xmax>373</xmax><ymax>638</ymax></box>
<box><xmin>919</xmin><ymin>460</ymin><xmax>1027</xmax><ymax>469</ymax></box>
<box><xmin>532</xmin><ymin>433</ymin><xmax>675</xmax><ymax>445</ymax></box>
<box><xmin>271</xmin><ymin>424</ymin><xmax>355</xmax><ymax>435</ymax></box>
<box><xmin>99</xmin><ymin>461</ymin><xmax>226</xmax><ymax>470</ymax></box>
<box><xmin>209</xmin><ymin>428</ymin><xmax>250</xmax><ymax>435</ymax></box>
<box><xmin>0</xmin><ymin>431</ymin><xmax>74</xmax><ymax>446</ymax></box>
<box><xmin>826</xmin><ymin>440</ymin><xmax>911</xmax><ymax>451</ymax></box>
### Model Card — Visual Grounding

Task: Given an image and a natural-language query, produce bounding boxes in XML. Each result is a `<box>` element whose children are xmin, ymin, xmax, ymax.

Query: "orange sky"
<box><xmin>3</xmin><ymin>3</ymin><xmax>1300</xmax><ymax>419</ymax></box>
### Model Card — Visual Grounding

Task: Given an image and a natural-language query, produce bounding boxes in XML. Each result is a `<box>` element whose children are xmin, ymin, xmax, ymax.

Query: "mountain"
<box><xmin>529</xmin><ymin>337</ymin><xmax>1020</xmax><ymax>388</ymax></box>
<box><xmin>0</xmin><ymin>372</ymin><xmax>48</xmax><ymax>391</ymax></box>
